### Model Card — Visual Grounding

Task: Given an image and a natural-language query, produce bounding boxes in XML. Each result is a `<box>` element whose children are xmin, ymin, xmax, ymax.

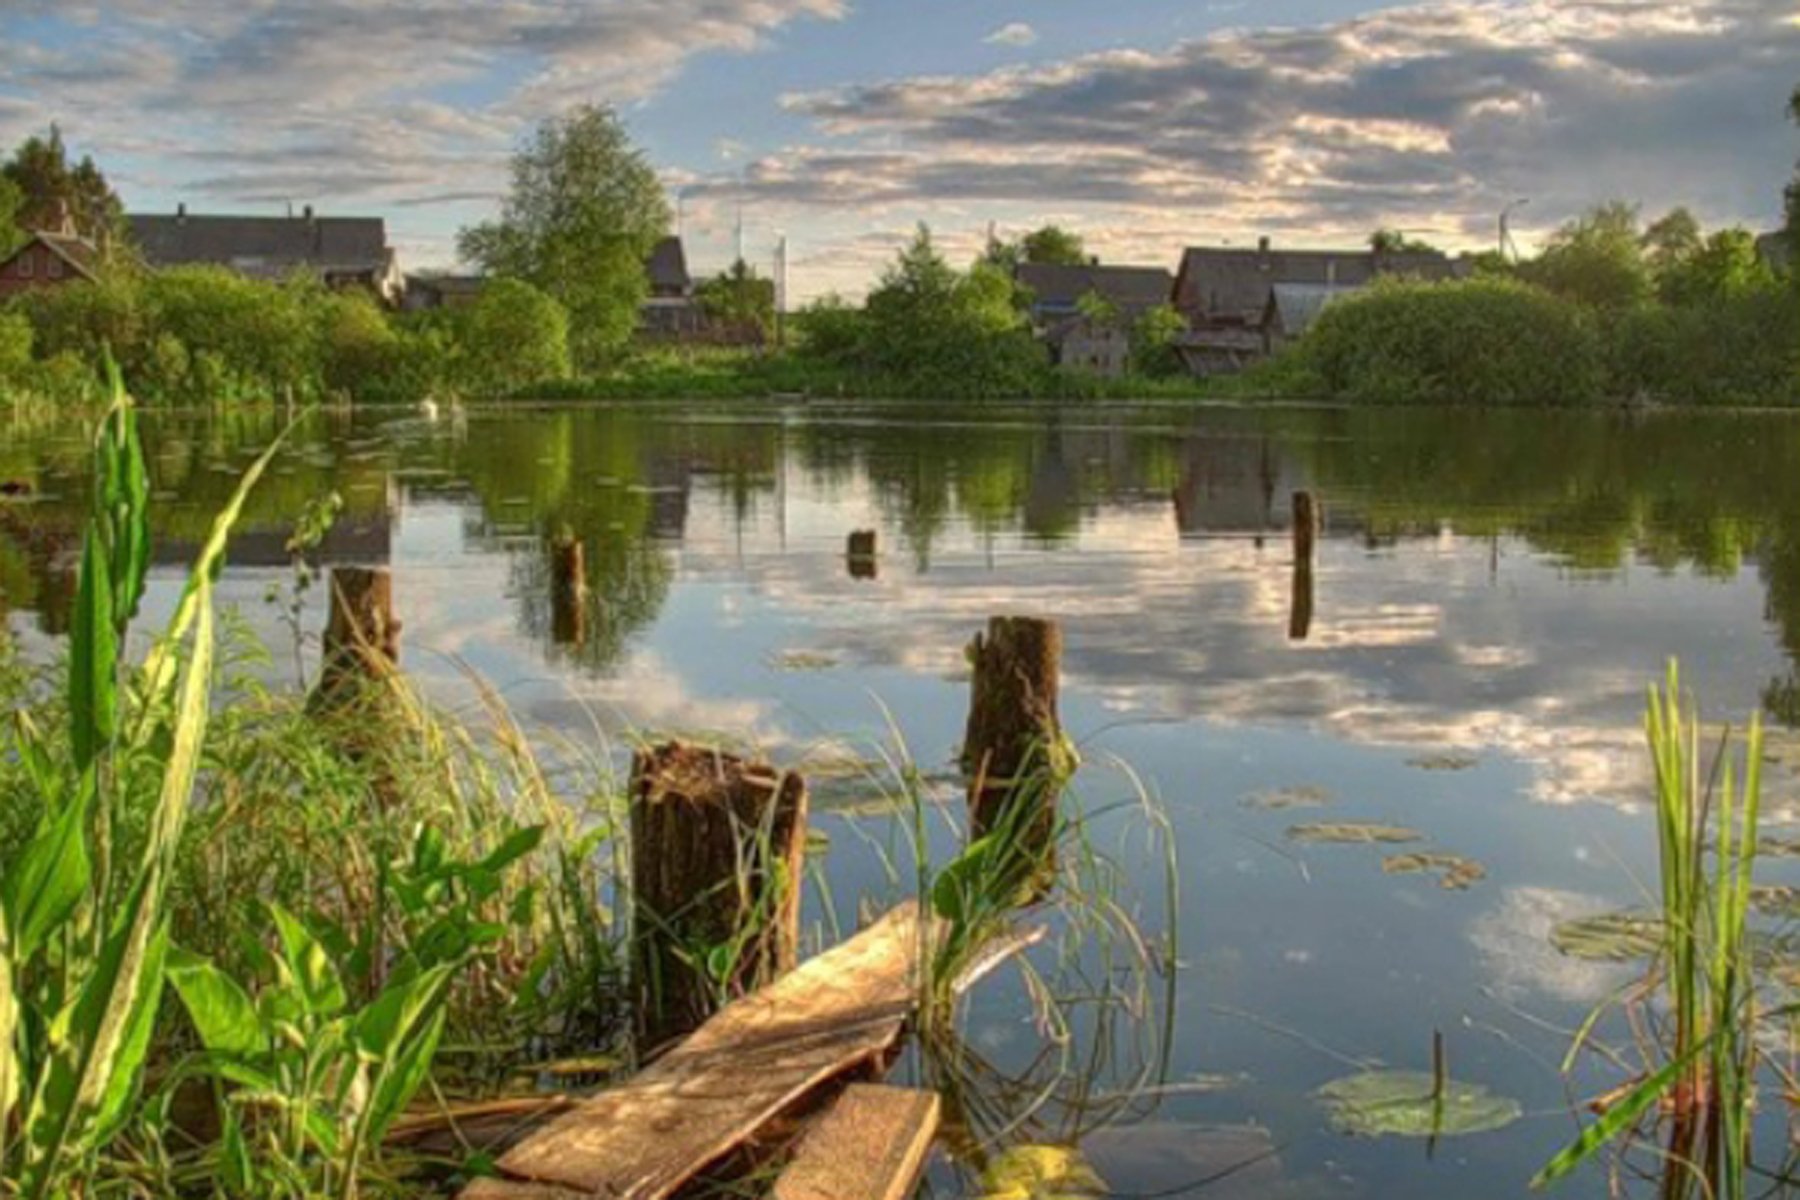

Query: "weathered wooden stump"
<box><xmin>550</xmin><ymin>536</ymin><xmax>587</xmax><ymax>647</ymax></box>
<box><xmin>847</xmin><ymin>529</ymin><xmax>878</xmax><ymax>580</ymax></box>
<box><xmin>1290</xmin><ymin>492</ymin><xmax>1320</xmax><ymax>642</ymax></box>
<box><xmin>630</xmin><ymin>741</ymin><xmax>809</xmax><ymax>1049</ymax></box>
<box><xmin>312</xmin><ymin>566</ymin><xmax>400</xmax><ymax>710</ymax></box>
<box><xmin>1293</xmin><ymin>490</ymin><xmax>1321</xmax><ymax>565</ymax></box>
<box><xmin>961</xmin><ymin>617</ymin><xmax>1068</xmax><ymax>879</ymax></box>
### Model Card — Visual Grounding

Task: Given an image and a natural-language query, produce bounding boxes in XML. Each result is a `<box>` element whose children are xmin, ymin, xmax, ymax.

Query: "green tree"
<box><xmin>456</xmin><ymin>277</ymin><xmax>571</xmax><ymax>394</ymax></box>
<box><xmin>1020</xmin><ymin>225</ymin><xmax>1088</xmax><ymax>265</ymax></box>
<box><xmin>1787</xmin><ymin>85</ymin><xmax>1799</xmax><ymax>248</ymax></box>
<box><xmin>1370</xmin><ymin>229</ymin><xmax>1440</xmax><ymax>254</ymax></box>
<box><xmin>1130</xmin><ymin>303</ymin><xmax>1187</xmax><ymax>377</ymax></box>
<box><xmin>1</xmin><ymin>125</ymin><xmax>124</xmax><ymax>245</ymax></box>
<box><xmin>0</xmin><ymin>176</ymin><xmax>23</xmax><ymax>255</ymax></box>
<box><xmin>696</xmin><ymin>258</ymin><xmax>776</xmax><ymax>338</ymax></box>
<box><xmin>1526</xmin><ymin>201</ymin><xmax>1651</xmax><ymax>311</ymax></box>
<box><xmin>458</xmin><ymin>106</ymin><xmax>670</xmax><ymax>369</ymax></box>
<box><xmin>1658</xmin><ymin>228</ymin><xmax>1774</xmax><ymax>307</ymax></box>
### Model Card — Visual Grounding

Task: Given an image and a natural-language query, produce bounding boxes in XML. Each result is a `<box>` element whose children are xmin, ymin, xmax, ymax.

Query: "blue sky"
<box><xmin>2</xmin><ymin>0</ymin><xmax>1795</xmax><ymax>298</ymax></box>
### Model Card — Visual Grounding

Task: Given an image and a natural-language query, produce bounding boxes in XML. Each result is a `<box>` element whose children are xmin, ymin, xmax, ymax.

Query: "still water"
<box><xmin>6</xmin><ymin>400</ymin><xmax>1800</xmax><ymax>1198</ymax></box>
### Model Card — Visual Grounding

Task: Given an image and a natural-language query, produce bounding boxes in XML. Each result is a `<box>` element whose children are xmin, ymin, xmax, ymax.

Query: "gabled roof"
<box><xmin>1174</xmin><ymin>245</ymin><xmax>1455</xmax><ymax>323</ymax></box>
<box><xmin>1266</xmin><ymin>282</ymin><xmax>1360</xmax><ymax>337</ymax></box>
<box><xmin>646</xmin><ymin>237</ymin><xmax>690</xmax><ymax>291</ymax></box>
<box><xmin>3</xmin><ymin>230</ymin><xmax>100</xmax><ymax>281</ymax></box>
<box><xmin>1015</xmin><ymin>263</ymin><xmax>1174</xmax><ymax>314</ymax></box>
<box><xmin>128</xmin><ymin>211</ymin><xmax>390</xmax><ymax>275</ymax></box>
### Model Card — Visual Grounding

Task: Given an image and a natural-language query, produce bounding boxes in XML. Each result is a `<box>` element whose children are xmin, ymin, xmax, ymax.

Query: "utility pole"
<box><xmin>774</xmin><ymin>235</ymin><xmax>789</xmax><ymax>350</ymax></box>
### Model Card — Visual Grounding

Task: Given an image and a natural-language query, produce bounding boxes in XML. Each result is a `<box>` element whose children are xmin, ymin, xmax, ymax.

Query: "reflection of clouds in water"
<box><xmin>521</xmin><ymin>650</ymin><xmax>780</xmax><ymax>745</ymax></box>
<box><xmin>1470</xmin><ymin>886</ymin><xmax>1636</xmax><ymax>1004</ymax></box>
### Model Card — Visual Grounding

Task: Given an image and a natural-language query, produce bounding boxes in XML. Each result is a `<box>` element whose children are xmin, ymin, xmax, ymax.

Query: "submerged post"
<box><xmin>314</xmin><ymin>566</ymin><xmax>400</xmax><ymax>709</ymax></box>
<box><xmin>847</xmin><ymin>529</ymin><xmax>878</xmax><ymax>580</ymax></box>
<box><xmin>1290</xmin><ymin>491</ymin><xmax>1320</xmax><ymax>642</ymax></box>
<box><xmin>961</xmin><ymin>617</ymin><xmax>1068</xmax><ymax>875</ymax></box>
<box><xmin>630</xmin><ymin>741</ymin><xmax>809</xmax><ymax>1050</ymax></box>
<box><xmin>1293</xmin><ymin>490</ymin><xmax>1321</xmax><ymax>566</ymax></box>
<box><xmin>551</xmin><ymin>535</ymin><xmax>587</xmax><ymax>647</ymax></box>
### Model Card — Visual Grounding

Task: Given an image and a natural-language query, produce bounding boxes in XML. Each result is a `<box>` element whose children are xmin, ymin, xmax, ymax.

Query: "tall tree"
<box><xmin>459</xmin><ymin>105</ymin><xmax>671</xmax><ymax>367</ymax></box>
<box><xmin>0</xmin><ymin>176</ymin><xmax>22</xmax><ymax>256</ymax></box>
<box><xmin>1526</xmin><ymin>201</ymin><xmax>1651</xmax><ymax>310</ymax></box>
<box><xmin>1787</xmin><ymin>84</ymin><xmax>1799</xmax><ymax>249</ymax></box>
<box><xmin>696</xmin><ymin>259</ymin><xmax>776</xmax><ymax>338</ymax></box>
<box><xmin>1020</xmin><ymin>225</ymin><xmax>1088</xmax><ymax>266</ymax></box>
<box><xmin>1369</xmin><ymin>229</ymin><xmax>1439</xmax><ymax>255</ymax></box>
<box><xmin>1</xmin><ymin>125</ymin><xmax>124</xmax><ymax>244</ymax></box>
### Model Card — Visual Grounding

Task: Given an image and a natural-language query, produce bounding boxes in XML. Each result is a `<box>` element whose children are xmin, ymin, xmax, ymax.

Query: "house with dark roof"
<box><xmin>1014</xmin><ymin>262</ymin><xmax>1174</xmax><ymax>326</ymax></box>
<box><xmin>641</xmin><ymin>236</ymin><xmax>703</xmax><ymax>336</ymax></box>
<box><xmin>1263</xmin><ymin>283</ymin><xmax>1360</xmax><ymax>351</ymax></box>
<box><xmin>128</xmin><ymin>205</ymin><xmax>403</xmax><ymax>303</ymax></box>
<box><xmin>1171</xmin><ymin>237</ymin><xmax>1460</xmax><ymax>374</ymax></box>
<box><xmin>0</xmin><ymin>228</ymin><xmax>100</xmax><ymax>297</ymax></box>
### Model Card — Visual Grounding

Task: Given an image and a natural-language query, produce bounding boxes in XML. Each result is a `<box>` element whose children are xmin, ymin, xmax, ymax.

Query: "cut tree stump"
<box><xmin>551</xmin><ymin>536</ymin><xmax>587</xmax><ymax>647</ymax></box>
<box><xmin>475</xmin><ymin>904</ymin><xmax>933</xmax><ymax>1200</ymax></box>
<box><xmin>630</xmin><ymin>742</ymin><xmax>809</xmax><ymax>1049</ymax></box>
<box><xmin>312</xmin><ymin>566</ymin><xmax>399</xmax><ymax>711</ymax></box>
<box><xmin>772</xmin><ymin>1085</ymin><xmax>939</xmax><ymax>1200</ymax></box>
<box><xmin>961</xmin><ymin>617</ymin><xmax>1067</xmax><ymax>855</ymax></box>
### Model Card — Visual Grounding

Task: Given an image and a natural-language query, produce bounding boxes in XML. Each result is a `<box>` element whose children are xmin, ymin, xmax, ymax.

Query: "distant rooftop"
<box><xmin>1015</xmin><ymin>262</ymin><xmax>1174</xmax><ymax>315</ymax></box>
<box><xmin>128</xmin><ymin>206</ymin><xmax>391</xmax><ymax>276</ymax></box>
<box><xmin>1175</xmin><ymin>240</ymin><xmax>1458</xmax><ymax>324</ymax></box>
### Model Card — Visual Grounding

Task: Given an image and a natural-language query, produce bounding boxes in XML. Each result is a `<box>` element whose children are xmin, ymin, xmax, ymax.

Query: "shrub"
<box><xmin>143</xmin><ymin>267</ymin><xmax>321</xmax><ymax>400</ymax></box>
<box><xmin>1613</xmin><ymin>283</ymin><xmax>1800</xmax><ymax>406</ymax></box>
<box><xmin>1303</xmin><ymin>277</ymin><xmax>1607</xmax><ymax>406</ymax></box>
<box><xmin>455</xmin><ymin>277</ymin><xmax>570</xmax><ymax>395</ymax></box>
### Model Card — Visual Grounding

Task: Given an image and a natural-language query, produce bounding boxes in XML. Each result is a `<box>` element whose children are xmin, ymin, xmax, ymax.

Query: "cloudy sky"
<box><xmin>2</xmin><ymin>0</ymin><xmax>1795</xmax><ymax>298</ymax></box>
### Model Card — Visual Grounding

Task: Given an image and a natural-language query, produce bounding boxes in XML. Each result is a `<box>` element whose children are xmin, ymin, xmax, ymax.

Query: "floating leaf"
<box><xmin>768</xmin><ymin>650</ymin><xmax>839</xmax><ymax>672</ymax></box>
<box><xmin>1287</xmin><ymin>822</ymin><xmax>1423</xmax><ymax>846</ymax></box>
<box><xmin>1750</xmin><ymin>884</ymin><xmax>1800</xmax><ymax>920</ymax></box>
<box><xmin>1315</xmin><ymin>1070</ymin><xmax>1521</xmax><ymax>1138</ymax></box>
<box><xmin>1382</xmin><ymin>852</ymin><xmax>1487</xmax><ymax>890</ymax></box>
<box><xmin>1241</xmin><ymin>786</ymin><xmax>1330</xmax><ymax>811</ymax></box>
<box><xmin>1757</xmin><ymin>835</ymin><xmax>1800</xmax><ymax>859</ymax></box>
<box><xmin>978</xmin><ymin>1144</ymin><xmax>1106</xmax><ymax>1200</ymax></box>
<box><xmin>1406</xmin><ymin>752</ymin><xmax>1480</xmax><ymax>772</ymax></box>
<box><xmin>1549</xmin><ymin>912</ymin><xmax>1663</xmax><ymax>962</ymax></box>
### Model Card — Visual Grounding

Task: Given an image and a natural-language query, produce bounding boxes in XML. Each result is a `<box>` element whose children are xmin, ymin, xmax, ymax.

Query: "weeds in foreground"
<box><xmin>1536</xmin><ymin>662</ymin><xmax>1765</xmax><ymax>1198</ymax></box>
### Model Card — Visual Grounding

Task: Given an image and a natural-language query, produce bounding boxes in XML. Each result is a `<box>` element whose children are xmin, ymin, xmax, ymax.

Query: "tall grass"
<box><xmin>1535</xmin><ymin>662</ymin><xmax>1764</xmax><ymax>1198</ymax></box>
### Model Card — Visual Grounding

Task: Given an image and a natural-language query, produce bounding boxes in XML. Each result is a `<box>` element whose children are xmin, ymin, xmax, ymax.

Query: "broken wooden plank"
<box><xmin>479</xmin><ymin>904</ymin><xmax>934</xmax><ymax>1199</ymax></box>
<box><xmin>461</xmin><ymin>1179</ymin><xmax>588</xmax><ymax>1200</ymax></box>
<box><xmin>772</xmin><ymin>1085</ymin><xmax>939</xmax><ymax>1200</ymax></box>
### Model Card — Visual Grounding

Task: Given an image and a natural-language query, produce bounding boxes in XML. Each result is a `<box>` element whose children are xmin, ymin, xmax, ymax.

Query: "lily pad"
<box><xmin>1382</xmin><ymin>852</ymin><xmax>1487</xmax><ymax>890</ymax></box>
<box><xmin>1287</xmin><ymin>822</ymin><xmax>1423</xmax><ymax>846</ymax></box>
<box><xmin>768</xmin><ymin>649</ymin><xmax>839</xmax><ymax>672</ymax></box>
<box><xmin>1751</xmin><ymin>884</ymin><xmax>1800</xmax><ymax>920</ymax></box>
<box><xmin>1315</xmin><ymin>1070</ymin><xmax>1521</xmax><ymax>1138</ymax></box>
<box><xmin>1242</xmin><ymin>786</ymin><xmax>1330</xmax><ymax>811</ymax></box>
<box><xmin>1406</xmin><ymin>752</ymin><xmax>1480</xmax><ymax>772</ymax></box>
<box><xmin>1549</xmin><ymin>912</ymin><xmax>1663</xmax><ymax>962</ymax></box>
<box><xmin>977</xmin><ymin>1144</ymin><xmax>1105</xmax><ymax>1200</ymax></box>
<box><xmin>1758</xmin><ymin>835</ymin><xmax>1800</xmax><ymax>859</ymax></box>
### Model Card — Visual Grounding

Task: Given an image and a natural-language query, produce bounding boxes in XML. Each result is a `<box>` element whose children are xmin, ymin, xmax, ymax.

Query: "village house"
<box><xmin>128</xmin><ymin>205</ymin><xmax>404</xmax><ymax>303</ymax></box>
<box><xmin>640</xmin><ymin>236</ymin><xmax>702</xmax><ymax>336</ymax></box>
<box><xmin>1171</xmin><ymin>237</ymin><xmax>1461</xmax><ymax>375</ymax></box>
<box><xmin>401</xmin><ymin>274</ymin><xmax>485</xmax><ymax>311</ymax></box>
<box><xmin>1014</xmin><ymin>261</ymin><xmax>1174</xmax><ymax>377</ymax></box>
<box><xmin>1262</xmin><ymin>283</ymin><xmax>1361</xmax><ymax>354</ymax></box>
<box><xmin>0</xmin><ymin>227</ymin><xmax>99</xmax><ymax>298</ymax></box>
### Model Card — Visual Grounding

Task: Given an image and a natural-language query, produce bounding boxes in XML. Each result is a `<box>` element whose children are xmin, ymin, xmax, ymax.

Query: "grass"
<box><xmin>1535</xmin><ymin>662</ymin><xmax>1765</xmax><ymax>1198</ymax></box>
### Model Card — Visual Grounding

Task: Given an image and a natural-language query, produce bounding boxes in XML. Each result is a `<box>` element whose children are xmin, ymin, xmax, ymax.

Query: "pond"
<box><xmin>6</xmin><ymin>399</ymin><xmax>1800</xmax><ymax>1198</ymax></box>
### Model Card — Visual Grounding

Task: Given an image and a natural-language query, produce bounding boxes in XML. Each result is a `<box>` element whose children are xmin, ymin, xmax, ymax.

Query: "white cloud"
<box><xmin>984</xmin><ymin>22</ymin><xmax>1039</xmax><ymax>48</ymax></box>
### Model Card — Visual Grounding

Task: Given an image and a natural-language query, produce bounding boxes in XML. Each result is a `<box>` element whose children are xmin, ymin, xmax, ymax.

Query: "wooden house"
<box><xmin>128</xmin><ymin>205</ymin><xmax>404</xmax><ymax>303</ymax></box>
<box><xmin>0</xmin><ymin>229</ymin><xmax>99</xmax><ymax>297</ymax></box>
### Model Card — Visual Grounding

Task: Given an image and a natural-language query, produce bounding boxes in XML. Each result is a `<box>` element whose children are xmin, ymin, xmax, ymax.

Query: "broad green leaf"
<box><xmin>166</xmin><ymin>948</ymin><xmax>263</xmax><ymax>1057</ymax></box>
<box><xmin>1531</xmin><ymin>1052</ymin><xmax>1696</xmax><ymax>1189</ymax></box>
<box><xmin>1316</xmin><ymin>1070</ymin><xmax>1520</xmax><ymax>1138</ymax></box>
<box><xmin>353</xmin><ymin>963</ymin><xmax>457</xmax><ymax>1143</ymax></box>
<box><xmin>68</xmin><ymin>531</ymin><xmax>116</xmax><ymax>772</ymax></box>
<box><xmin>0</xmin><ymin>911</ymin><xmax>19</xmax><ymax>1123</ymax></box>
<box><xmin>478</xmin><ymin>825</ymin><xmax>546</xmax><ymax>876</ymax></box>
<box><xmin>92</xmin><ymin>926</ymin><xmax>169</xmax><ymax>1142</ymax></box>
<box><xmin>1</xmin><ymin>780</ymin><xmax>93</xmax><ymax>962</ymax></box>
<box><xmin>1549</xmin><ymin>912</ymin><xmax>1663</xmax><ymax>962</ymax></box>
<box><xmin>270</xmin><ymin>904</ymin><xmax>347</xmax><ymax>1017</ymax></box>
<box><xmin>977</xmin><ymin>1144</ymin><xmax>1106</xmax><ymax>1200</ymax></box>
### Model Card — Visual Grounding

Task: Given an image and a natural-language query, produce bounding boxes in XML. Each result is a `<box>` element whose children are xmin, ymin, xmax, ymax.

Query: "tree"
<box><xmin>696</xmin><ymin>259</ymin><xmax>776</xmax><ymax>339</ymax></box>
<box><xmin>1657</xmin><ymin>228</ymin><xmax>1774</xmax><ymax>307</ymax></box>
<box><xmin>1370</xmin><ymin>229</ymin><xmax>1440</xmax><ymax>255</ymax></box>
<box><xmin>1787</xmin><ymin>85</ymin><xmax>1799</xmax><ymax>250</ymax></box>
<box><xmin>1020</xmin><ymin>225</ymin><xmax>1088</xmax><ymax>266</ymax></box>
<box><xmin>1</xmin><ymin>126</ymin><xmax>124</xmax><ymax>245</ymax></box>
<box><xmin>0</xmin><ymin>176</ymin><xmax>22</xmax><ymax>256</ymax></box>
<box><xmin>1130</xmin><ymin>304</ymin><xmax>1187</xmax><ymax>377</ymax></box>
<box><xmin>1643</xmin><ymin>207</ymin><xmax>1702</xmax><ymax>276</ymax></box>
<box><xmin>458</xmin><ymin>105</ymin><xmax>670</xmax><ymax>368</ymax></box>
<box><xmin>1526</xmin><ymin>201</ymin><xmax>1651</xmax><ymax>311</ymax></box>
<box><xmin>456</xmin><ymin>278</ymin><xmax>571</xmax><ymax>393</ymax></box>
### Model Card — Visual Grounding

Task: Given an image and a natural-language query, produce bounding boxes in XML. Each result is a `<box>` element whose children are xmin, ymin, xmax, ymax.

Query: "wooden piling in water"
<box><xmin>961</xmin><ymin>616</ymin><xmax>1067</xmax><ymax>862</ymax></box>
<box><xmin>1290</xmin><ymin>492</ymin><xmax>1320</xmax><ymax>642</ymax></box>
<box><xmin>847</xmin><ymin>529</ymin><xmax>878</xmax><ymax>580</ymax></box>
<box><xmin>550</xmin><ymin>536</ymin><xmax>586</xmax><ymax>647</ymax></box>
<box><xmin>1293</xmin><ymin>490</ymin><xmax>1321</xmax><ymax>565</ymax></box>
<box><xmin>313</xmin><ymin>566</ymin><xmax>399</xmax><ymax>709</ymax></box>
<box><xmin>630</xmin><ymin>741</ymin><xmax>809</xmax><ymax>1050</ymax></box>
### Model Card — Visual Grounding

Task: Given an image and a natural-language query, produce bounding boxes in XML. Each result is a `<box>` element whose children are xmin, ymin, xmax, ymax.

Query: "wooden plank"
<box><xmin>462</xmin><ymin>1180</ymin><xmax>587</xmax><ymax>1200</ymax></box>
<box><xmin>773</xmin><ymin>1085</ymin><xmax>939</xmax><ymax>1200</ymax></box>
<box><xmin>481</xmin><ymin>904</ymin><xmax>933</xmax><ymax>1199</ymax></box>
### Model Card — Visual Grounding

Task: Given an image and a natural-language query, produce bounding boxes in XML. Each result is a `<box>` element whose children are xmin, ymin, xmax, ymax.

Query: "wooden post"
<box><xmin>846</xmin><ymin>529</ymin><xmax>878</xmax><ymax>580</ymax></box>
<box><xmin>961</xmin><ymin>617</ymin><xmax>1067</xmax><ymax>866</ymax></box>
<box><xmin>630</xmin><ymin>742</ymin><xmax>809</xmax><ymax>1050</ymax></box>
<box><xmin>550</xmin><ymin>536</ymin><xmax>587</xmax><ymax>647</ymax></box>
<box><xmin>1290</xmin><ymin>491</ymin><xmax>1319</xmax><ymax>642</ymax></box>
<box><xmin>313</xmin><ymin>566</ymin><xmax>399</xmax><ymax>709</ymax></box>
<box><xmin>1293</xmin><ymin>490</ymin><xmax>1321</xmax><ymax>566</ymax></box>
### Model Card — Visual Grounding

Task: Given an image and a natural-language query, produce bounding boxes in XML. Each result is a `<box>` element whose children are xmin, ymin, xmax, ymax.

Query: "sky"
<box><xmin>1</xmin><ymin>0</ymin><xmax>1796</xmax><ymax>300</ymax></box>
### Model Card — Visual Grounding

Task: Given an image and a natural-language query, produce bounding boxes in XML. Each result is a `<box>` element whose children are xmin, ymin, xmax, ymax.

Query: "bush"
<box><xmin>144</xmin><ymin>267</ymin><xmax>321</xmax><ymax>400</ymax></box>
<box><xmin>0</xmin><ymin>308</ymin><xmax>31</xmax><ymax>381</ymax></box>
<box><xmin>455</xmin><ymin>277</ymin><xmax>571</xmax><ymax>395</ymax></box>
<box><xmin>1303</xmin><ymin>277</ymin><xmax>1607</xmax><ymax>406</ymax></box>
<box><xmin>1613</xmin><ymin>283</ymin><xmax>1800</xmax><ymax>406</ymax></box>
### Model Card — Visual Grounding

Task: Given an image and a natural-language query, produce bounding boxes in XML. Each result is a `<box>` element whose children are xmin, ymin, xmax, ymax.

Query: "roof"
<box><xmin>8</xmin><ymin>230</ymin><xmax>101</xmax><ymax>281</ymax></box>
<box><xmin>407</xmin><ymin>274</ymin><xmax>485</xmax><ymax>297</ymax></box>
<box><xmin>1266</xmin><ymin>283</ymin><xmax>1360</xmax><ymax>337</ymax></box>
<box><xmin>1174</xmin><ymin>245</ymin><xmax>1456</xmax><ymax>323</ymax></box>
<box><xmin>646</xmin><ymin>237</ymin><xmax>690</xmax><ymax>291</ymax></box>
<box><xmin>1015</xmin><ymin>263</ymin><xmax>1173</xmax><ymax>314</ymax></box>
<box><xmin>128</xmin><ymin>211</ymin><xmax>390</xmax><ymax>276</ymax></box>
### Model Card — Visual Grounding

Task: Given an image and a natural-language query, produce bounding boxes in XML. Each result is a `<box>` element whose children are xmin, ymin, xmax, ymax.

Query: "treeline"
<box><xmin>1292</xmin><ymin>203</ymin><xmax>1799</xmax><ymax>407</ymax></box>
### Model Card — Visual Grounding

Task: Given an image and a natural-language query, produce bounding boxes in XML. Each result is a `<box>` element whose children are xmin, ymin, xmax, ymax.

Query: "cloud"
<box><xmin>740</xmin><ymin>0</ymin><xmax>1797</xmax><ymax>258</ymax></box>
<box><xmin>984</xmin><ymin>22</ymin><xmax>1039</xmax><ymax>48</ymax></box>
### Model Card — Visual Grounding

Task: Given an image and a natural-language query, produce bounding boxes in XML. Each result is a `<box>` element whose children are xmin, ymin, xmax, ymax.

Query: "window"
<box><xmin>46</xmin><ymin>254</ymin><xmax>63</xmax><ymax>280</ymax></box>
<box><xmin>16</xmin><ymin>249</ymin><xmax>31</xmax><ymax>278</ymax></box>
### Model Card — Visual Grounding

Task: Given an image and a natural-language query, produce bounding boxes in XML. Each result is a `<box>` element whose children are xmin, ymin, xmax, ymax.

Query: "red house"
<box><xmin>0</xmin><ymin>230</ymin><xmax>99</xmax><ymax>297</ymax></box>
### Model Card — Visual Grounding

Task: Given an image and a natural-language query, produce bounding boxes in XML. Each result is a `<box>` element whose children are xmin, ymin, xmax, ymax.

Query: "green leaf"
<box><xmin>166</xmin><ymin>947</ymin><xmax>263</xmax><ymax>1057</ymax></box>
<box><xmin>1</xmin><ymin>779</ymin><xmax>93</xmax><ymax>963</ymax></box>
<box><xmin>352</xmin><ymin>963</ymin><xmax>457</xmax><ymax>1143</ymax></box>
<box><xmin>269</xmin><ymin>903</ymin><xmax>347</xmax><ymax>1016</ymax></box>
<box><xmin>479</xmin><ymin>825</ymin><xmax>546</xmax><ymax>876</ymax></box>
<box><xmin>1531</xmin><ymin>1053</ymin><xmax>1695</xmax><ymax>1189</ymax></box>
<box><xmin>92</xmin><ymin>926</ymin><xmax>169</xmax><ymax>1143</ymax></box>
<box><xmin>1316</xmin><ymin>1070</ymin><xmax>1521</xmax><ymax>1138</ymax></box>
<box><xmin>0</xmin><ymin>909</ymin><xmax>20</xmax><ymax>1125</ymax></box>
<box><xmin>68</xmin><ymin>531</ymin><xmax>116</xmax><ymax>772</ymax></box>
